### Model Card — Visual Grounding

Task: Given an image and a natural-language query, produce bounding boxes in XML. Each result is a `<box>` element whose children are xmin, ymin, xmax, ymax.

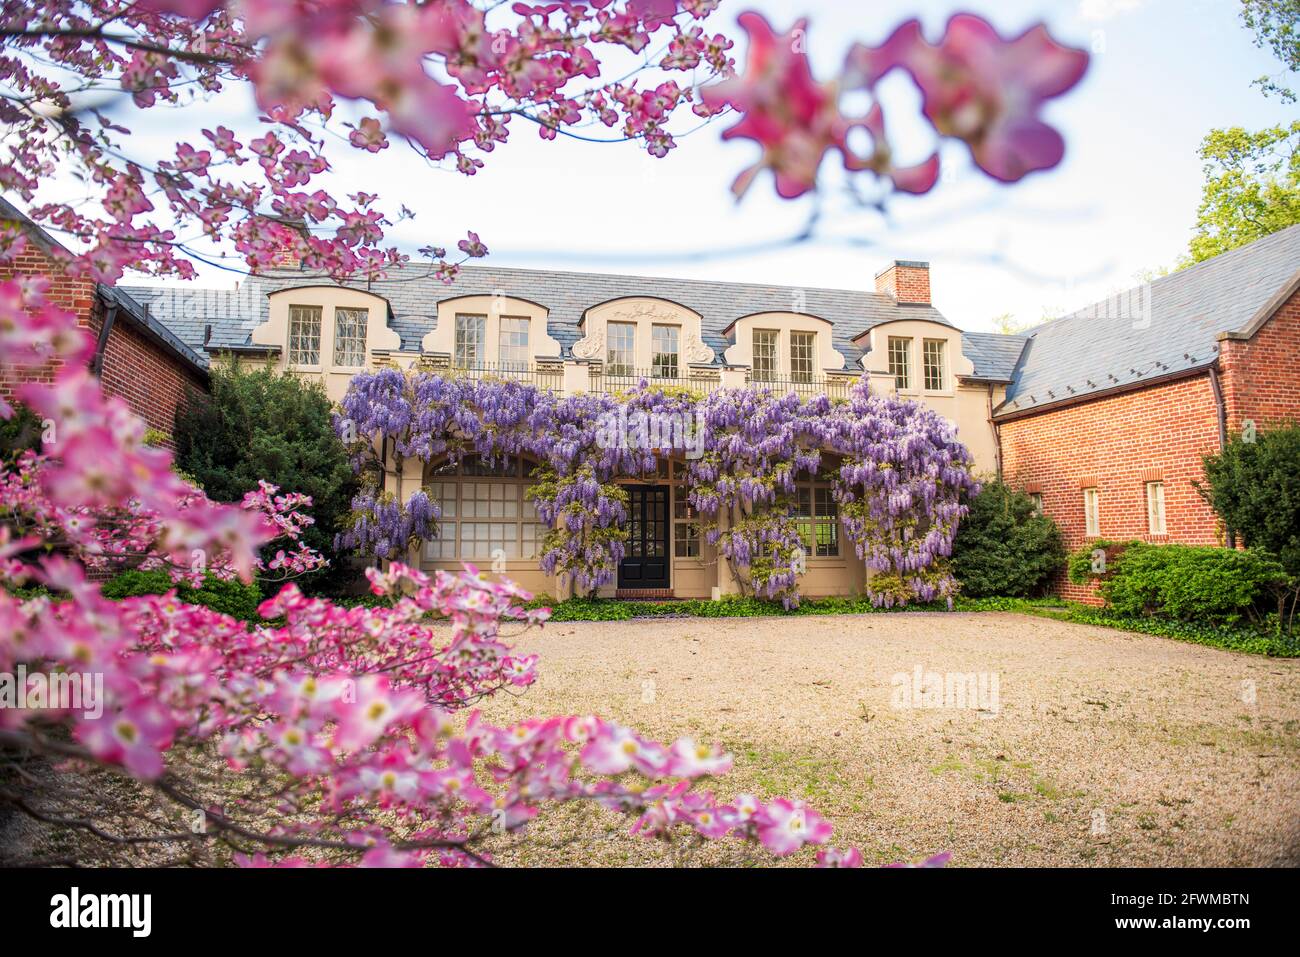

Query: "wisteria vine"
<box><xmin>336</xmin><ymin>370</ymin><xmax>979</xmax><ymax>606</ymax></box>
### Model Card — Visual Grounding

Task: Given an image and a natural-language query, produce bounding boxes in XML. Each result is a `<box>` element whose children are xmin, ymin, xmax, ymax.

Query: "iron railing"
<box><xmin>746</xmin><ymin>373</ymin><xmax>855</xmax><ymax>400</ymax></box>
<box><xmin>588</xmin><ymin>366</ymin><xmax>721</xmax><ymax>395</ymax></box>
<box><xmin>443</xmin><ymin>360</ymin><xmax>564</xmax><ymax>391</ymax></box>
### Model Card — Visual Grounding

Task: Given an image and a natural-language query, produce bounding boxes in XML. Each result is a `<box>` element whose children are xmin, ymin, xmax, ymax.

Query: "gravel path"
<box><xmin>475</xmin><ymin>612</ymin><xmax>1300</xmax><ymax>867</ymax></box>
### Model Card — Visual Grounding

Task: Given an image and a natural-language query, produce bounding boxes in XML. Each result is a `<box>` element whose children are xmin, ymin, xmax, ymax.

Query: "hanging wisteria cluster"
<box><xmin>336</xmin><ymin>371</ymin><xmax>979</xmax><ymax>606</ymax></box>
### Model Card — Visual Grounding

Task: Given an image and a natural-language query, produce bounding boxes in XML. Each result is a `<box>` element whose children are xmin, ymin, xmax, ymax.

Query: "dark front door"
<box><xmin>618</xmin><ymin>485</ymin><xmax>669</xmax><ymax>589</ymax></box>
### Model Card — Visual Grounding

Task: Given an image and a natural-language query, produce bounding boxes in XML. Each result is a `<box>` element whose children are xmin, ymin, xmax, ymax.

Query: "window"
<box><xmin>422</xmin><ymin>456</ymin><xmax>545</xmax><ymax>561</ymax></box>
<box><xmin>607</xmin><ymin>321</ymin><xmax>635</xmax><ymax>376</ymax></box>
<box><xmin>790</xmin><ymin>331</ymin><xmax>815</xmax><ymax>382</ymax></box>
<box><xmin>454</xmin><ymin>314</ymin><xmax>486</xmax><ymax>368</ymax></box>
<box><xmin>793</xmin><ymin>483</ymin><xmax>839</xmax><ymax>558</ymax></box>
<box><xmin>1083</xmin><ymin>487</ymin><xmax>1101</xmax><ymax>537</ymax></box>
<box><xmin>673</xmin><ymin>492</ymin><xmax>699</xmax><ymax>558</ymax></box>
<box><xmin>923</xmin><ymin>339</ymin><xmax>946</xmax><ymax>391</ymax></box>
<box><xmin>499</xmin><ymin>316</ymin><xmax>529</xmax><ymax>371</ymax></box>
<box><xmin>1028</xmin><ymin>492</ymin><xmax>1044</xmax><ymax>515</ymax></box>
<box><xmin>888</xmin><ymin>336</ymin><xmax>911</xmax><ymax>390</ymax></box>
<box><xmin>752</xmin><ymin>329</ymin><xmax>779</xmax><ymax>382</ymax></box>
<box><xmin>288</xmin><ymin>305</ymin><xmax>322</xmax><ymax>366</ymax></box>
<box><xmin>332</xmin><ymin>307</ymin><xmax>367</xmax><ymax>367</ymax></box>
<box><xmin>651</xmin><ymin>324</ymin><xmax>679</xmax><ymax>379</ymax></box>
<box><xmin>1145</xmin><ymin>481</ymin><xmax>1166</xmax><ymax>535</ymax></box>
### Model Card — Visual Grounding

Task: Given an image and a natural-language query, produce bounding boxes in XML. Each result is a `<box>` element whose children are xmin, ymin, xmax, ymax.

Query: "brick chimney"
<box><xmin>874</xmin><ymin>260</ymin><xmax>930</xmax><ymax>305</ymax></box>
<box><xmin>256</xmin><ymin>217</ymin><xmax>307</xmax><ymax>273</ymax></box>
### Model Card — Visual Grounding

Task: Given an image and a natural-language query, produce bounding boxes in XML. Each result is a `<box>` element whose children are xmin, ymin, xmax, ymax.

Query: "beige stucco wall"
<box><xmin>241</xmin><ymin>285</ymin><xmax>1007</xmax><ymax>600</ymax></box>
<box><xmin>857</xmin><ymin>318</ymin><xmax>1000</xmax><ymax>475</ymax></box>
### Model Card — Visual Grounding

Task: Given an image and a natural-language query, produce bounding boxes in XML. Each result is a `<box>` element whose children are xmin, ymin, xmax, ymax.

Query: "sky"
<box><xmin>117</xmin><ymin>0</ymin><xmax>1297</xmax><ymax>334</ymax></box>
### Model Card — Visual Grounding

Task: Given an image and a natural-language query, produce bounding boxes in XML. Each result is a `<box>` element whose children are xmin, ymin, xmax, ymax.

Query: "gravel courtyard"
<box><xmin>476</xmin><ymin>612</ymin><xmax>1300</xmax><ymax>867</ymax></box>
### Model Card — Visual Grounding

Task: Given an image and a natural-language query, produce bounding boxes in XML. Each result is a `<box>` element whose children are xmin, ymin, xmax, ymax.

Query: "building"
<box><xmin>0</xmin><ymin>199</ymin><xmax>209</xmax><ymax>446</ymax></box>
<box><xmin>119</xmin><ymin>258</ymin><xmax>1020</xmax><ymax>599</ymax></box>
<box><xmin>995</xmin><ymin>224</ymin><xmax>1300</xmax><ymax>601</ymax></box>
<box><xmin>27</xmin><ymin>214</ymin><xmax>1288</xmax><ymax>603</ymax></box>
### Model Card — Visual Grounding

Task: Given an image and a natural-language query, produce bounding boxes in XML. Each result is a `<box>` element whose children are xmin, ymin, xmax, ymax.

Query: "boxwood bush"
<box><xmin>951</xmin><ymin>481</ymin><xmax>1066</xmax><ymax>597</ymax></box>
<box><xmin>100</xmin><ymin>569</ymin><xmax>264</xmax><ymax>623</ymax></box>
<box><xmin>1069</xmin><ymin>541</ymin><xmax>1289</xmax><ymax>624</ymax></box>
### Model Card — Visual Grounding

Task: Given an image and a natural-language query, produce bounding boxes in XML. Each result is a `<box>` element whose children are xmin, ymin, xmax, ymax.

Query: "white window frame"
<box><xmin>332</xmin><ymin>307</ymin><xmax>367</xmax><ymax>368</ymax></box>
<box><xmin>651</xmin><ymin>323</ymin><xmax>680</xmax><ymax>379</ymax></box>
<box><xmin>1145</xmin><ymin>481</ymin><xmax>1166</xmax><ymax>535</ymax></box>
<box><xmin>423</xmin><ymin>456</ymin><xmax>545</xmax><ymax>562</ymax></box>
<box><xmin>923</xmin><ymin>338</ymin><xmax>946</xmax><ymax>391</ymax></box>
<box><xmin>606</xmin><ymin>321</ymin><xmax>636</xmax><ymax>376</ymax></box>
<box><xmin>888</xmin><ymin>336</ymin><xmax>912</xmax><ymax>390</ymax></box>
<box><xmin>287</xmin><ymin>304</ymin><xmax>322</xmax><ymax>367</ymax></box>
<box><xmin>793</xmin><ymin>480</ymin><xmax>840</xmax><ymax>558</ymax></box>
<box><xmin>454</xmin><ymin>313</ymin><xmax>486</xmax><ymax>368</ymax></box>
<box><xmin>789</xmin><ymin>330</ymin><xmax>816</xmax><ymax>383</ymax></box>
<box><xmin>1083</xmin><ymin>487</ymin><xmax>1101</xmax><ymax>537</ymax></box>
<box><xmin>498</xmin><ymin>315</ymin><xmax>530</xmax><ymax>371</ymax></box>
<box><xmin>752</xmin><ymin>328</ymin><xmax>779</xmax><ymax>382</ymax></box>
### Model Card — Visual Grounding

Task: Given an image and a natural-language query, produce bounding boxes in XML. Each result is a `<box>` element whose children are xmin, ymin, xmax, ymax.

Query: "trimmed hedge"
<box><xmin>951</xmin><ymin>482</ymin><xmax>1066</xmax><ymax>598</ymax></box>
<box><xmin>1067</xmin><ymin>540</ymin><xmax>1289</xmax><ymax>624</ymax></box>
<box><xmin>100</xmin><ymin>569</ymin><xmax>264</xmax><ymax>623</ymax></box>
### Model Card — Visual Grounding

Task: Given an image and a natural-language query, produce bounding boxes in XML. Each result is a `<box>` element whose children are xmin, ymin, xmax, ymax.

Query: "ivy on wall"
<box><xmin>335</xmin><ymin>370</ymin><xmax>978</xmax><ymax>607</ymax></box>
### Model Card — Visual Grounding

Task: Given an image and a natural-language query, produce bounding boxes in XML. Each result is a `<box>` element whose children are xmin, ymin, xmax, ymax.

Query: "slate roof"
<box><xmin>122</xmin><ymin>264</ymin><xmax>1028</xmax><ymax>381</ymax></box>
<box><xmin>997</xmin><ymin>224</ymin><xmax>1300</xmax><ymax>417</ymax></box>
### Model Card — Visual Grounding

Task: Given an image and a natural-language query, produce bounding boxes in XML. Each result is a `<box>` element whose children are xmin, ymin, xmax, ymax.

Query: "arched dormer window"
<box><xmin>722</xmin><ymin>312</ymin><xmax>843</xmax><ymax>380</ymax></box>
<box><xmin>420</xmin><ymin>294</ymin><xmax>561</xmax><ymax>368</ymax></box>
<box><xmin>573</xmin><ymin>297</ymin><xmax>715</xmax><ymax>377</ymax></box>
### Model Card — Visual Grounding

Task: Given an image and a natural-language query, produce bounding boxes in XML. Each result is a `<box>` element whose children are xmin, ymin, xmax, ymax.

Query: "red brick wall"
<box><xmin>86</xmin><ymin>308</ymin><xmax>207</xmax><ymax>447</ymax></box>
<box><xmin>997</xmin><ymin>374</ymin><xmax>1225</xmax><ymax>602</ymax></box>
<box><xmin>1</xmin><ymin>233</ymin><xmax>205</xmax><ymax>448</ymax></box>
<box><xmin>874</xmin><ymin>262</ymin><xmax>931</xmax><ymax>305</ymax></box>
<box><xmin>1219</xmin><ymin>286</ymin><xmax>1300</xmax><ymax>432</ymax></box>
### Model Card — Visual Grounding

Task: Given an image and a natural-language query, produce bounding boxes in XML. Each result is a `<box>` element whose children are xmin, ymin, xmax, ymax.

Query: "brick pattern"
<box><xmin>1</xmin><ymin>240</ymin><xmax>205</xmax><ymax>447</ymax></box>
<box><xmin>615</xmin><ymin>588</ymin><xmax>676</xmax><ymax>600</ymax></box>
<box><xmin>998</xmin><ymin>374</ymin><xmax>1225</xmax><ymax>603</ymax></box>
<box><xmin>874</xmin><ymin>262</ymin><xmax>931</xmax><ymax>305</ymax></box>
<box><xmin>1219</xmin><ymin>286</ymin><xmax>1300</xmax><ymax>432</ymax></box>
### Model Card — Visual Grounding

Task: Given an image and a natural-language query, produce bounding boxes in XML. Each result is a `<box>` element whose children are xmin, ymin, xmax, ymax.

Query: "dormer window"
<box><xmin>651</xmin><ymin>324</ymin><xmax>679</xmax><ymax>379</ymax></box>
<box><xmin>752</xmin><ymin>329</ymin><xmax>778</xmax><ymax>381</ymax></box>
<box><xmin>607</xmin><ymin>321</ymin><xmax>635</xmax><ymax>375</ymax></box>
<box><xmin>499</xmin><ymin>316</ymin><xmax>529</xmax><ymax>371</ymax></box>
<box><xmin>888</xmin><ymin>336</ymin><xmax>911</xmax><ymax>389</ymax></box>
<box><xmin>923</xmin><ymin>338</ymin><xmax>946</xmax><ymax>391</ymax></box>
<box><xmin>333</xmin><ymin>307</ymin><xmax>367</xmax><ymax>367</ymax></box>
<box><xmin>790</xmin><ymin>331</ymin><xmax>815</xmax><ymax>382</ymax></box>
<box><xmin>454</xmin><ymin>313</ymin><xmax>485</xmax><ymax>368</ymax></box>
<box><xmin>288</xmin><ymin>305</ymin><xmax>322</xmax><ymax>366</ymax></box>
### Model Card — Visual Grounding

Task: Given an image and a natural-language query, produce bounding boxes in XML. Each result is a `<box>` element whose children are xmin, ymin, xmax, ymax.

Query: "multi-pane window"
<box><xmin>923</xmin><ymin>339</ymin><xmax>946</xmax><ymax>391</ymax></box>
<box><xmin>288</xmin><ymin>305</ymin><xmax>322</xmax><ymax>366</ymax></box>
<box><xmin>332</xmin><ymin>307</ymin><xmax>367</xmax><ymax>367</ymax></box>
<box><xmin>499</xmin><ymin>316</ymin><xmax>529</xmax><ymax>370</ymax></box>
<box><xmin>423</xmin><ymin>456</ymin><xmax>545</xmax><ymax>561</ymax></box>
<box><xmin>752</xmin><ymin>329</ymin><xmax>779</xmax><ymax>382</ymax></box>
<box><xmin>790</xmin><ymin>331</ymin><xmax>815</xmax><ymax>382</ymax></box>
<box><xmin>454</xmin><ymin>314</ymin><xmax>486</xmax><ymax>368</ymax></box>
<box><xmin>888</xmin><ymin>336</ymin><xmax>911</xmax><ymax>390</ymax></box>
<box><xmin>1029</xmin><ymin>492</ymin><xmax>1044</xmax><ymax>516</ymax></box>
<box><xmin>673</xmin><ymin>492</ymin><xmax>699</xmax><ymax>558</ymax></box>
<box><xmin>1145</xmin><ymin>481</ymin><xmax>1166</xmax><ymax>535</ymax></box>
<box><xmin>651</xmin><ymin>324</ymin><xmax>680</xmax><ymax>379</ymax></box>
<box><xmin>606</xmin><ymin>321</ymin><xmax>635</xmax><ymax>376</ymax></box>
<box><xmin>793</xmin><ymin>483</ymin><xmax>839</xmax><ymax>558</ymax></box>
<box><xmin>1084</xmin><ymin>487</ymin><xmax>1101</xmax><ymax>537</ymax></box>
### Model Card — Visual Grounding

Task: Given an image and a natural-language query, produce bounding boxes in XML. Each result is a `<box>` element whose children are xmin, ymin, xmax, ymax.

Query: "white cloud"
<box><xmin>1078</xmin><ymin>0</ymin><xmax>1147</xmax><ymax>20</ymax></box>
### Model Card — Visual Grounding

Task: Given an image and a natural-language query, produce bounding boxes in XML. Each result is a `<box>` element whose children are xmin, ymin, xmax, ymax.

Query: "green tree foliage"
<box><xmin>1199</xmin><ymin>425</ymin><xmax>1300</xmax><ymax>575</ymax></box>
<box><xmin>174</xmin><ymin>361</ymin><xmax>358</xmax><ymax>591</ymax></box>
<box><xmin>951</xmin><ymin>481</ymin><xmax>1066</xmax><ymax>598</ymax></box>
<box><xmin>1240</xmin><ymin>0</ymin><xmax>1299</xmax><ymax>101</ymax></box>
<box><xmin>1181</xmin><ymin>121</ymin><xmax>1300</xmax><ymax>266</ymax></box>
<box><xmin>0</xmin><ymin>400</ymin><xmax>43</xmax><ymax>464</ymax></box>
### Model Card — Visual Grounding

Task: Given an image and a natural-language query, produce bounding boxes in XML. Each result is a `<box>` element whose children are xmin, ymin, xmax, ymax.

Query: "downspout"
<box><xmin>1207</xmin><ymin>366</ymin><xmax>1235</xmax><ymax>548</ymax></box>
<box><xmin>987</xmin><ymin>383</ymin><xmax>1003</xmax><ymax>481</ymax></box>
<box><xmin>90</xmin><ymin>299</ymin><xmax>119</xmax><ymax>377</ymax></box>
